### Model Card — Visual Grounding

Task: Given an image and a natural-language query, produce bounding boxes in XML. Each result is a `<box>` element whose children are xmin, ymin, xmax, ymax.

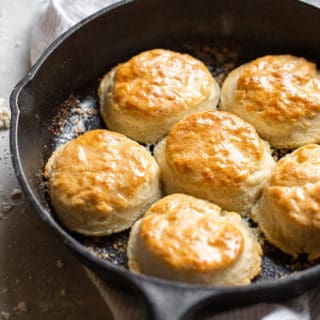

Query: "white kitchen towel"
<box><xmin>30</xmin><ymin>1</ymin><xmax>320</xmax><ymax>319</ymax></box>
<box><xmin>30</xmin><ymin>0</ymin><xmax>122</xmax><ymax>64</ymax></box>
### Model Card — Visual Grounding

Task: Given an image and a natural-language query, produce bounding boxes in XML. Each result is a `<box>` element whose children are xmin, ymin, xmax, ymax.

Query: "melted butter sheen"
<box><xmin>166</xmin><ymin>111</ymin><xmax>264</xmax><ymax>187</ymax></box>
<box><xmin>236</xmin><ymin>55</ymin><xmax>320</xmax><ymax>122</ymax></box>
<box><xmin>113</xmin><ymin>49</ymin><xmax>213</xmax><ymax>116</ymax></box>
<box><xmin>51</xmin><ymin>130</ymin><xmax>155</xmax><ymax>214</ymax></box>
<box><xmin>268</xmin><ymin>145</ymin><xmax>320</xmax><ymax>228</ymax></box>
<box><xmin>140</xmin><ymin>195</ymin><xmax>244</xmax><ymax>272</ymax></box>
<box><xmin>270</xmin><ymin>183</ymin><xmax>320</xmax><ymax>228</ymax></box>
<box><xmin>271</xmin><ymin>144</ymin><xmax>320</xmax><ymax>187</ymax></box>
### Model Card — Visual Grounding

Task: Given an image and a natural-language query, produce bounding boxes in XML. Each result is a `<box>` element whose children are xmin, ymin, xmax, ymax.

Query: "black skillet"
<box><xmin>10</xmin><ymin>0</ymin><xmax>320</xmax><ymax>319</ymax></box>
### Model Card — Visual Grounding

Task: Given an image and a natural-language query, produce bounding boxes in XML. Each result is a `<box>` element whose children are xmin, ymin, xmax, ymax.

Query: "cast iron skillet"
<box><xmin>10</xmin><ymin>0</ymin><xmax>320</xmax><ymax>319</ymax></box>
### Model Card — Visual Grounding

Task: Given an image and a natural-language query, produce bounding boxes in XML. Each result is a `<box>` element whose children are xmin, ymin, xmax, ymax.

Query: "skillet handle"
<box><xmin>130</xmin><ymin>277</ymin><xmax>221</xmax><ymax>320</ymax></box>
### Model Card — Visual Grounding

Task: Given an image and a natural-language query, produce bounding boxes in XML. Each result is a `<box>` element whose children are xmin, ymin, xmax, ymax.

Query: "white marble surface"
<box><xmin>0</xmin><ymin>1</ymin><xmax>112</xmax><ymax>318</ymax></box>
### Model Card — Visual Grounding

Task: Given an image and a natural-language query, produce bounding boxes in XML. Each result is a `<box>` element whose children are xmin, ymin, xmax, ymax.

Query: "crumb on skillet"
<box><xmin>0</xmin><ymin>98</ymin><xmax>10</xmax><ymax>130</ymax></box>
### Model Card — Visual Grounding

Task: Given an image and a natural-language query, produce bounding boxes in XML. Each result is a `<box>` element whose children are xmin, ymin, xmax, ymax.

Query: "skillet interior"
<box><xmin>44</xmin><ymin>40</ymin><xmax>320</xmax><ymax>282</ymax></box>
<box><xmin>10</xmin><ymin>0</ymin><xmax>320</xmax><ymax>312</ymax></box>
<box><xmin>40</xmin><ymin>39</ymin><xmax>319</xmax><ymax>282</ymax></box>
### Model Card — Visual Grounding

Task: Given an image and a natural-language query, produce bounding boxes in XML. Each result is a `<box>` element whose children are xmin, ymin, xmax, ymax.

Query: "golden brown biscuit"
<box><xmin>252</xmin><ymin>144</ymin><xmax>320</xmax><ymax>260</ymax></box>
<box><xmin>128</xmin><ymin>194</ymin><xmax>262</xmax><ymax>285</ymax></box>
<box><xmin>154</xmin><ymin>111</ymin><xmax>275</xmax><ymax>215</ymax></box>
<box><xmin>44</xmin><ymin>129</ymin><xmax>161</xmax><ymax>236</ymax></box>
<box><xmin>98</xmin><ymin>49</ymin><xmax>220</xmax><ymax>143</ymax></box>
<box><xmin>220</xmin><ymin>55</ymin><xmax>320</xmax><ymax>148</ymax></box>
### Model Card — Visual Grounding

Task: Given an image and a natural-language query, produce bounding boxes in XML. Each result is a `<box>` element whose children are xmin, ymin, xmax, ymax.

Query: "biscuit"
<box><xmin>45</xmin><ymin>129</ymin><xmax>161</xmax><ymax>236</ymax></box>
<box><xmin>99</xmin><ymin>49</ymin><xmax>220</xmax><ymax>143</ymax></box>
<box><xmin>220</xmin><ymin>55</ymin><xmax>320</xmax><ymax>148</ymax></box>
<box><xmin>252</xmin><ymin>144</ymin><xmax>320</xmax><ymax>260</ymax></box>
<box><xmin>128</xmin><ymin>194</ymin><xmax>262</xmax><ymax>285</ymax></box>
<box><xmin>154</xmin><ymin>111</ymin><xmax>275</xmax><ymax>215</ymax></box>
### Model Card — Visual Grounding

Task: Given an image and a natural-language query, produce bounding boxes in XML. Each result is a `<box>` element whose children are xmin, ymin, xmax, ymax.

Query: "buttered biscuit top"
<box><xmin>165</xmin><ymin>111</ymin><xmax>264</xmax><ymax>185</ymax></box>
<box><xmin>268</xmin><ymin>145</ymin><xmax>320</xmax><ymax>230</ymax></box>
<box><xmin>99</xmin><ymin>49</ymin><xmax>220</xmax><ymax>143</ymax></box>
<box><xmin>113</xmin><ymin>49</ymin><xmax>213</xmax><ymax>116</ymax></box>
<box><xmin>45</xmin><ymin>129</ymin><xmax>161</xmax><ymax>236</ymax></box>
<box><xmin>140</xmin><ymin>196</ymin><xmax>244</xmax><ymax>272</ymax></box>
<box><xmin>154</xmin><ymin>111</ymin><xmax>275</xmax><ymax>214</ymax></box>
<box><xmin>252</xmin><ymin>144</ymin><xmax>320</xmax><ymax>260</ymax></box>
<box><xmin>127</xmin><ymin>194</ymin><xmax>262</xmax><ymax>285</ymax></box>
<box><xmin>221</xmin><ymin>55</ymin><xmax>320</xmax><ymax>148</ymax></box>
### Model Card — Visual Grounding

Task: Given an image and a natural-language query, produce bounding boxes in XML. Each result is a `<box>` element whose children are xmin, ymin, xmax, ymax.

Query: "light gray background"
<box><xmin>0</xmin><ymin>1</ymin><xmax>112</xmax><ymax>318</ymax></box>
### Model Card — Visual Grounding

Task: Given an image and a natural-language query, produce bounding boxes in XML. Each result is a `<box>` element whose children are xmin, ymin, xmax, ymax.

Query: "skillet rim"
<box><xmin>9</xmin><ymin>0</ymin><xmax>320</xmax><ymax>302</ymax></box>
